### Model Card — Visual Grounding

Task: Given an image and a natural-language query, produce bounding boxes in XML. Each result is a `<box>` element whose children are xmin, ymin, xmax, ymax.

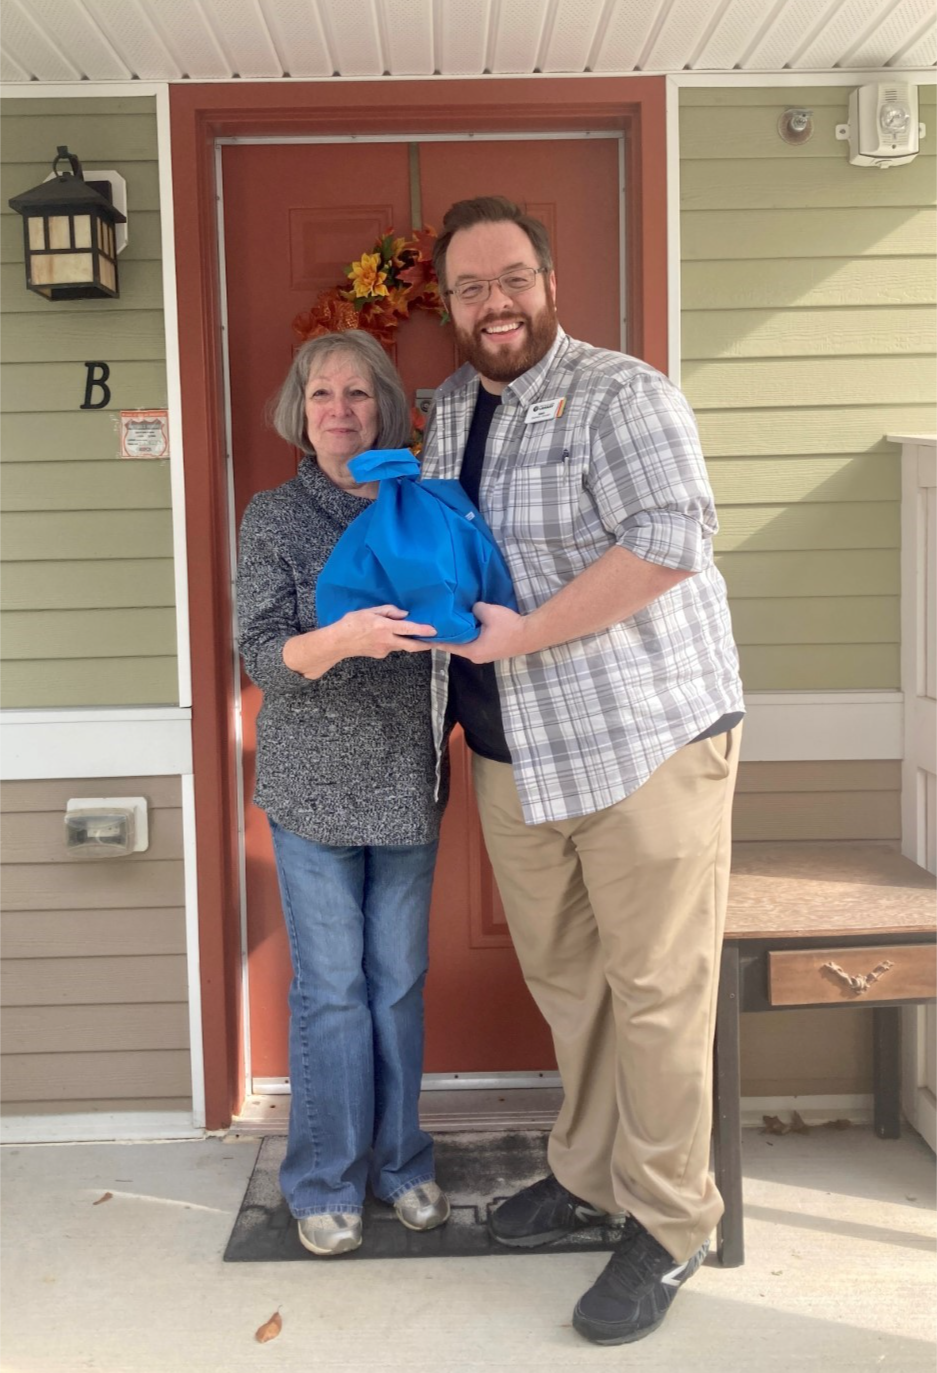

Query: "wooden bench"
<box><xmin>713</xmin><ymin>841</ymin><xmax>937</xmax><ymax>1267</ymax></box>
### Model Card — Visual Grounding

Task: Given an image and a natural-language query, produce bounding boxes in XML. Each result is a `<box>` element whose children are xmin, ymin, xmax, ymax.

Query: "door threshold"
<box><xmin>228</xmin><ymin>1086</ymin><xmax>563</xmax><ymax>1138</ymax></box>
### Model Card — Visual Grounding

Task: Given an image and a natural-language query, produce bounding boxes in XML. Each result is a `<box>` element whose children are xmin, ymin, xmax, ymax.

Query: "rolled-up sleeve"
<box><xmin>236</xmin><ymin>496</ymin><xmax>312</xmax><ymax>694</ymax></box>
<box><xmin>586</xmin><ymin>372</ymin><xmax>718</xmax><ymax>574</ymax></box>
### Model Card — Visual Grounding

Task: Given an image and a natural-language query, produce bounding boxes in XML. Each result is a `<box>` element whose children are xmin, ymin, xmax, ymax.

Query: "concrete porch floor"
<box><xmin>1</xmin><ymin>1125</ymin><xmax>934</xmax><ymax>1373</ymax></box>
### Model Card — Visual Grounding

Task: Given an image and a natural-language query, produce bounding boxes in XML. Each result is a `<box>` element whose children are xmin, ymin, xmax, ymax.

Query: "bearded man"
<box><xmin>418</xmin><ymin>195</ymin><xmax>745</xmax><ymax>1346</ymax></box>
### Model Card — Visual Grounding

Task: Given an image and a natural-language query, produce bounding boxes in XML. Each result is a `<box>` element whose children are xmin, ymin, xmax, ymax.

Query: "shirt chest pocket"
<box><xmin>501</xmin><ymin>464</ymin><xmax>585</xmax><ymax>547</ymax></box>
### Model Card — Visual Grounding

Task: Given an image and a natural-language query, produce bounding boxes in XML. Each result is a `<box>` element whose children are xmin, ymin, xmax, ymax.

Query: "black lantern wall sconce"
<box><xmin>8</xmin><ymin>146</ymin><xmax>127</xmax><ymax>301</ymax></box>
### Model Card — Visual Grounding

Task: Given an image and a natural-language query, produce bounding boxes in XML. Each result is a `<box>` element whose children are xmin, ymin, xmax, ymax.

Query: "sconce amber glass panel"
<box><xmin>48</xmin><ymin>216</ymin><xmax>71</xmax><ymax>249</ymax></box>
<box><xmin>73</xmin><ymin>215</ymin><xmax>92</xmax><ymax>249</ymax></box>
<box><xmin>27</xmin><ymin>218</ymin><xmax>46</xmax><ymax>250</ymax></box>
<box><xmin>99</xmin><ymin>257</ymin><xmax>116</xmax><ymax>293</ymax></box>
<box><xmin>31</xmin><ymin>252</ymin><xmax>94</xmax><ymax>285</ymax></box>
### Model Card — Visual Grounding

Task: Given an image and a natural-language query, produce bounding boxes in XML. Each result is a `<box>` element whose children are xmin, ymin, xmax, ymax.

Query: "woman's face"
<box><xmin>303</xmin><ymin>352</ymin><xmax>380</xmax><ymax>488</ymax></box>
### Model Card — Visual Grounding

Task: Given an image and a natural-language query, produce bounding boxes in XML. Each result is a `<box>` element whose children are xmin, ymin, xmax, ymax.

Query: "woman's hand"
<box><xmin>283</xmin><ymin>606</ymin><xmax>436</xmax><ymax>679</ymax></box>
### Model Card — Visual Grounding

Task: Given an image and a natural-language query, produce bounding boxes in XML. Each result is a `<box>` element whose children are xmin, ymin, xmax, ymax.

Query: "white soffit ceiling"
<box><xmin>0</xmin><ymin>0</ymin><xmax>934</xmax><ymax>84</ymax></box>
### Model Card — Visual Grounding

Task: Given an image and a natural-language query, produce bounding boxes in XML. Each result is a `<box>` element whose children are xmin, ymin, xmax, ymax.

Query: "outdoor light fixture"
<box><xmin>7</xmin><ymin>146</ymin><xmax>126</xmax><ymax>300</ymax></box>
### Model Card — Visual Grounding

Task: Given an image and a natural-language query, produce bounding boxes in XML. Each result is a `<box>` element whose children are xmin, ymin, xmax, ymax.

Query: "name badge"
<box><xmin>524</xmin><ymin>397</ymin><xmax>566</xmax><ymax>424</ymax></box>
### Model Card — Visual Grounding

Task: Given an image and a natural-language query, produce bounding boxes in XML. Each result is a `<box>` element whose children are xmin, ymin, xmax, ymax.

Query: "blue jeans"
<box><xmin>269</xmin><ymin>821</ymin><xmax>438</xmax><ymax>1217</ymax></box>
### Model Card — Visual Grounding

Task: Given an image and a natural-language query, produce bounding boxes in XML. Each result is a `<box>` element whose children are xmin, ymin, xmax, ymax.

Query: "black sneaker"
<box><xmin>488</xmin><ymin>1173</ymin><xmax>609</xmax><ymax>1248</ymax></box>
<box><xmin>572</xmin><ymin>1215</ymin><xmax>709</xmax><ymax>1345</ymax></box>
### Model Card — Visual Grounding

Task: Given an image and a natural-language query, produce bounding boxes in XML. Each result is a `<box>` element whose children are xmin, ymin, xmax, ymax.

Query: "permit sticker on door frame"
<box><xmin>524</xmin><ymin>397</ymin><xmax>566</xmax><ymax>424</ymax></box>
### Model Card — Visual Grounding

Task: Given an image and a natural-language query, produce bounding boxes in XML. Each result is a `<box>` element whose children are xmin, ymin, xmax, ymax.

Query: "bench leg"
<box><xmin>713</xmin><ymin>943</ymin><xmax>744</xmax><ymax>1267</ymax></box>
<box><xmin>873</xmin><ymin>1006</ymin><xmax>902</xmax><ymax>1140</ymax></box>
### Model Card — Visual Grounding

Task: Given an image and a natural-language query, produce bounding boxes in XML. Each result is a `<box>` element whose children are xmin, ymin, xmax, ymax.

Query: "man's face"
<box><xmin>445</xmin><ymin>221</ymin><xmax>558</xmax><ymax>390</ymax></box>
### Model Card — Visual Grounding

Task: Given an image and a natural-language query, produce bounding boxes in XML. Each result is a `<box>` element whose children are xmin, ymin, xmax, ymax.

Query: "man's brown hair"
<box><xmin>432</xmin><ymin>196</ymin><xmax>554</xmax><ymax>293</ymax></box>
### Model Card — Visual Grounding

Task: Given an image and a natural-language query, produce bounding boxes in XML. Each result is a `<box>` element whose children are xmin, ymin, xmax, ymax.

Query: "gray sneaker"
<box><xmin>297</xmin><ymin>1213</ymin><xmax>362</xmax><ymax>1256</ymax></box>
<box><xmin>393</xmin><ymin>1182</ymin><xmax>451</xmax><ymax>1232</ymax></box>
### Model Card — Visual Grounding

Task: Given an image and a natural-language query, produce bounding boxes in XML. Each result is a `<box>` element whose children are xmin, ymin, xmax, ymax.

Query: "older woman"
<box><xmin>236</xmin><ymin>331</ymin><xmax>448</xmax><ymax>1256</ymax></box>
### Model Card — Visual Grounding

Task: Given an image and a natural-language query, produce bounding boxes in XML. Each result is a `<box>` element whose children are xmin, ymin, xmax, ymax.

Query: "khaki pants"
<box><xmin>472</xmin><ymin>726</ymin><xmax>741</xmax><ymax>1263</ymax></box>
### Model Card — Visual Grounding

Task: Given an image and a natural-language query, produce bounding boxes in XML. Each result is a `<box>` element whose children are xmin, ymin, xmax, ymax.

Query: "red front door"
<box><xmin>222</xmin><ymin>136</ymin><xmax>622</xmax><ymax>1083</ymax></box>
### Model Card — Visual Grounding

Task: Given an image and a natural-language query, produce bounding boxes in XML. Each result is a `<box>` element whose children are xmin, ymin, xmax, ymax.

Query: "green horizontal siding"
<box><xmin>684</xmin><ymin>88</ymin><xmax>935</xmax><ymax>695</ymax></box>
<box><xmin>0</xmin><ymin>560</ymin><xmax>175</xmax><ymax>611</ymax></box>
<box><xmin>1</xmin><ymin>462</ymin><xmax>171</xmax><ymax>511</ymax></box>
<box><xmin>0</xmin><ymin>658</ymin><xmax>178</xmax><ymax>708</ymax></box>
<box><xmin>3</xmin><ymin>608</ymin><xmax>176</xmax><ymax>660</ymax></box>
<box><xmin>0</xmin><ymin>93</ymin><xmax>174</xmax><ymax>708</ymax></box>
<box><xmin>683</xmin><ymin>307</ymin><xmax>935</xmax><ymax>360</ymax></box>
<box><xmin>1</xmin><ymin>511</ymin><xmax>174</xmax><ymax>561</ymax></box>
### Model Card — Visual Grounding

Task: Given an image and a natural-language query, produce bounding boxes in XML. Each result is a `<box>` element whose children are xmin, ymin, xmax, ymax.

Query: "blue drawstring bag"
<box><xmin>316</xmin><ymin>448</ymin><xmax>517</xmax><ymax>644</ymax></box>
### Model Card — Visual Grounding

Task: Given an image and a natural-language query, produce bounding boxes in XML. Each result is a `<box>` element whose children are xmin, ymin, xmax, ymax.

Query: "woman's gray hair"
<box><xmin>269</xmin><ymin>331</ymin><xmax>411</xmax><ymax>453</ymax></box>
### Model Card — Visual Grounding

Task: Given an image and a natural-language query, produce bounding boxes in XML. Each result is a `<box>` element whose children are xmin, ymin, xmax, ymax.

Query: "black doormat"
<box><xmin>224</xmin><ymin>1130</ymin><xmax>626</xmax><ymax>1262</ymax></box>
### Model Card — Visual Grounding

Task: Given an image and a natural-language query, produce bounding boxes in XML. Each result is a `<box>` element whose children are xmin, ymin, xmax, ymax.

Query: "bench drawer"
<box><xmin>768</xmin><ymin>943</ymin><xmax>937</xmax><ymax>1007</ymax></box>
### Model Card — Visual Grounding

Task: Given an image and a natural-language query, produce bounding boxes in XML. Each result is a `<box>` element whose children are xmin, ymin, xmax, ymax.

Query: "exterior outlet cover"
<box><xmin>65</xmin><ymin>796</ymin><xmax>149</xmax><ymax>854</ymax></box>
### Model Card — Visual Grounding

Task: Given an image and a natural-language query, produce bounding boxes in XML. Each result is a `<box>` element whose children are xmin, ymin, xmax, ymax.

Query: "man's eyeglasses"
<box><xmin>445</xmin><ymin>266</ymin><xmax>548</xmax><ymax>305</ymax></box>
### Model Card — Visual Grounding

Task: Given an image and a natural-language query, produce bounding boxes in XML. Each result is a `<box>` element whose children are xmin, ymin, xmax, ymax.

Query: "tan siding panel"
<box><xmin>708</xmin><ymin>455</ymin><xmax>899</xmax><ymax>505</ymax></box>
<box><xmin>0</xmin><ymin>262</ymin><xmax>164</xmax><ymax>314</ymax></box>
<box><xmin>680</xmin><ymin>107</ymin><xmax>934</xmax><ymax>161</ymax></box>
<box><xmin>1</xmin><ymin>311</ymin><xmax>166</xmax><ymax>364</ymax></box>
<box><xmin>1</xmin><ymin>209</ymin><xmax>162</xmax><ymax>264</ymax></box>
<box><xmin>1</xmin><ymin>410</ymin><xmax>149</xmax><ymax>462</ymax></box>
<box><xmin>0</xmin><ymin>1092</ymin><xmax>189</xmax><ymax>1114</ymax></box>
<box><xmin>698</xmin><ymin>406</ymin><xmax>937</xmax><ymax>457</ymax></box>
<box><xmin>738</xmin><ymin>643</ymin><xmax>899</xmax><ymax>690</ymax></box>
<box><xmin>1</xmin><ymin>510</ymin><xmax>173</xmax><ymax>560</ymax></box>
<box><xmin>0</xmin><ymin>161</ymin><xmax>160</xmax><ymax>213</ymax></box>
<box><xmin>0</xmin><ymin>860</ymin><xmax>183</xmax><ymax>912</ymax></box>
<box><xmin>1</xmin><ymin>559</ymin><xmax>176</xmax><ymax>610</ymax></box>
<box><xmin>1</xmin><ymin>1003</ymin><xmax>189</xmax><ymax>1054</ymax></box>
<box><xmin>736</xmin><ymin>760</ymin><xmax>900</xmax><ymax>793</ymax></box>
<box><xmin>1</xmin><ymin>1050</ymin><xmax>191</xmax><ymax>1102</ymax></box>
<box><xmin>715</xmin><ymin>502</ymin><xmax>899</xmax><ymax>552</ymax></box>
<box><xmin>1</xmin><ymin>115</ymin><xmax>158</xmax><ymax>162</ymax></box>
<box><xmin>1</xmin><ymin>776</ymin><xmax>181</xmax><ymax>812</ymax></box>
<box><xmin>682</xmin><ymin>87</ymin><xmax>935</xmax><ymax>108</ymax></box>
<box><xmin>733</xmin><ymin>789</ymin><xmax>901</xmax><ymax>841</ymax></box>
<box><xmin>2</xmin><ymin>362</ymin><xmax>167</xmax><ymax>413</ymax></box>
<box><xmin>681</xmin><ymin>156</ymin><xmax>936</xmax><ymax>210</ymax></box>
<box><xmin>1</xmin><ymin>955</ymin><xmax>188</xmax><ymax>1005</ymax></box>
<box><xmin>730</xmin><ymin>596</ymin><xmax>898</xmax><ymax>645</ymax></box>
<box><xmin>684</xmin><ymin>307</ymin><xmax>936</xmax><ymax>360</ymax></box>
<box><xmin>1</xmin><ymin>98</ymin><xmax>157</xmax><ymax>117</ymax></box>
<box><xmin>2</xmin><ymin>607</ymin><xmax>176</xmax><ymax>660</ymax></box>
<box><xmin>2</xmin><ymin>462</ymin><xmax>171</xmax><ymax>512</ymax></box>
<box><xmin>0</xmin><ymin>656</ymin><xmax>179</xmax><ymax>708</ymax></box>
<box><xmin>683</xmin><ymin>258</ymin><xmax>936</xmax><ymax>310</ymax></box>
<box><xmin>0</xmin><ymin>806</ymin><xmax>182</xmax><ymax>863</ymax></box>
<box><xmin>681</xmin><ymin>208</ymin><xmax>936</xmax><ymax>261</ymax></box>
<box><xmin>1</xmin><ymin>908</ymin><xmax>186</xmax><ymax>958</ymax></box>
<box><xmin>1</xmin><ymin>1098</ymin><xmax>191</xmax><ymax>1115</ymax></box>
<box><xmin>740</xmin><ymin>1008</ymin><xmax>871</xmax><ymax>1097</ymax></box>
<box><xmin>685</xmin><ymin>356</ymin><xmax>935</xmax><ymax>411</ymax></box>
<box><xmin>718</xmin><ymin>549</ymin><xmax>899</xmax><ymax>597</ymax></box>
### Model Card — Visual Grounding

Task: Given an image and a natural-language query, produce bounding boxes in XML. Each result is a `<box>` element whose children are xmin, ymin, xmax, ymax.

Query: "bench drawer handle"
<box><xmin>821</xmin><ymin>958</ymin><xmax>895</xmax><ymax>995</ymax></box>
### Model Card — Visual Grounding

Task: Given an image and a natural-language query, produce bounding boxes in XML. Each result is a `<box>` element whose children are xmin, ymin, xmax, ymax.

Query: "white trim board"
<box><xmin>0</xmin><ymin>708</ymin><xmax>193</xmax><ymax>780</ymax></box>
<box><xmin>0</xmin><ymin>693</ymin><xmax>901</xmax><ymax>782</ymax></box>
<box><xmin>0</xmin><ymin>1112</ymin><xmax>204</xmax><ymax>1146</ymax></box>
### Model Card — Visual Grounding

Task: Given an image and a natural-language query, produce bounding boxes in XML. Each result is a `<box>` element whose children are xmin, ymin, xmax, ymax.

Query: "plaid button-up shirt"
<box><xmin>420</xmin><ymin>329</ymin><xmax>744</xmax><ymax>825</ymax></box>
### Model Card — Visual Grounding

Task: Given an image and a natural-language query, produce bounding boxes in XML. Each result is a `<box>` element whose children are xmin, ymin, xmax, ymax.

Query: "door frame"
<box><xmin>169</xmin><ymin>76</ymin><xmax>669</xmax><ymax>1130</ymax></box>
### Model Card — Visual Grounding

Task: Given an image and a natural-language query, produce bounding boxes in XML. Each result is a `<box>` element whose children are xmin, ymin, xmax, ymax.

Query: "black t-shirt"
<box><xmin>447</xmin><ymin>388</ymin><xmax>513</xmax><ymax>762</ymax></box>
<box><xmin>446</xmin><ymin>387</ymin><xmax>743</xmax><ymax>761</ymax></box>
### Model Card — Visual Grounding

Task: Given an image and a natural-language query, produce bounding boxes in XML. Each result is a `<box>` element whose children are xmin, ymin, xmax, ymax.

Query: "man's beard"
<box><xmin>454</xmin><ymin>289</ymin><xmax>559</xmax><ymax>384</ymax></box>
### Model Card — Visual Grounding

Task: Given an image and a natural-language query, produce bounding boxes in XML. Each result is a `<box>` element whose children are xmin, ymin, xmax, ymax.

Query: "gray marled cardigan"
<box><xmin>236</xmin><ymin>457</ymin><xmax>444</xmax><ymax>847</ymax></box>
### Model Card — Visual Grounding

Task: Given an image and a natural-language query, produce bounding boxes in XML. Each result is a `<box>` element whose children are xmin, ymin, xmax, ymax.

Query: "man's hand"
<box><xmin>440</xmin><ymin>603</ymin><xmax>531</xmax><ymax>664</ymax></box>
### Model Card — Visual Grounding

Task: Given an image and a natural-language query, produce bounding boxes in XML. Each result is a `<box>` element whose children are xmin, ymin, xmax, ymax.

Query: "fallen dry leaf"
<box><xmin>255</xmin><ymin>1311</ymin><xmax>282</xmax><ymax>1344</ymax></box>
<box><xmin>761</xmin><ymin>1114</ymin><xmax>789</xmax><ymax>1135</ymax></box>
<box><xmin>92</xmin><ymin>1192</ymin><xmax>113</xmax><ymax>1206</ymax></box>
<box><xmin>824</xmin><ymin>1118</ymin><xmax>852</xmax><ymax>1130</ymax></box>
<box><xmin>790</xmin><ymin>1111</ymin><xmax>810</xmax><ymax>1134</ymax></box>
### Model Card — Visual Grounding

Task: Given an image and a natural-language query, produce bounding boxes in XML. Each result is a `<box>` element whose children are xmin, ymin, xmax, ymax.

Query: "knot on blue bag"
<box><xmin>316</xmin><ymin>448</ymin><xmax>517</xmax><ymax>644</ymax></box>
